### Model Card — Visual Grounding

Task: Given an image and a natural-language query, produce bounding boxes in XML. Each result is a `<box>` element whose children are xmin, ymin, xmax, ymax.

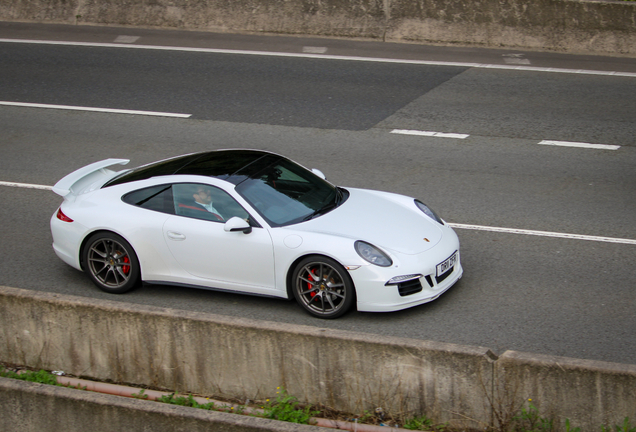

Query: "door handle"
<box><xmin>167</xmin><ymin>231</ymin><xmax>186</xmax><ymax>241</ymax></box>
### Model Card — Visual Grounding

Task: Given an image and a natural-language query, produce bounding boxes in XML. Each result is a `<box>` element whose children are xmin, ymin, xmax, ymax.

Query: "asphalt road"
<box><xmin>1</xmin><ymin>22</ymin><xmax>635</xmax><ymax>365</ymax></box>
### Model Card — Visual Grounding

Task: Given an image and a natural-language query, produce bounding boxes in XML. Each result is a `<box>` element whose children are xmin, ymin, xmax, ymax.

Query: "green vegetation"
<box><xmin>514</xmin><ymin>399</ymin><xmax>554</xmax><ymax>432</ymax></box>
<box><xmin>2</xmin><ymin>367</ymin><xmax>634</xmax><ymax>432</ymax></box>
<box><xmin>402</xmin><ymin>414</ymin><xmax>443</xmax><ymax>431</ymax></box>
<box><xmin>261</xmin><ymin>388</ymin><xmax>319</xmax><ymax>424</ymax></box>
<box><xmin>131</xmin><ymin>388</ymin><xmax>149</xmax><ymax>400</ymax></box>
<box><xmin>603</xmin><ymin>417</ymin><xmax>636</xmax><ymax>432</ymax></box>
<box><xmin>0</xmin><ymin>368</ymin><xmax>59</xmax><ymax>386</ymax></box>
<box><xmin>158</xmin><ymin>393</ymin><xmax>216</xmax><ymax>410</ymax></box>
<box><xmin>565</xmin><ymin>418</ymin><xmax>581</xmax><ymax>432</ymax></box>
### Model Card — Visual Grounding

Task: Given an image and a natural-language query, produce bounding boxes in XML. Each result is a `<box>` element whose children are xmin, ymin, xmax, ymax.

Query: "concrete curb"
<box><xmin>1</xmin><ymin>286</ymin><xmax>635</xmax><ymax>431</ymax></box>
<box><xmin>39</xmin><ymin>374</ymin><xmax>403</xmax><ymax>432</ymax></box>
<box><xmin>0</xmin><ymin>376</ymin><xmax>323</xmax><ymax>432</ymax></box>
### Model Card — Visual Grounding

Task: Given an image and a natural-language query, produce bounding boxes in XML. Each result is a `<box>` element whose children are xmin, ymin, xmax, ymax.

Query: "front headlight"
<box><xmin>415</xmin><ymin>200</ymin><xmax>444</xmax><ymax>225</ymax></box>
<box><xmin>355</xmin><ymin>241</ymin><xmax>393</xmax><ymax>267</ymax></box>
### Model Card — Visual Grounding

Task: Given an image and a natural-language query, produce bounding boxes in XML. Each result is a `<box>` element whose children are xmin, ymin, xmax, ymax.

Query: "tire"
<box><xmin>82</xmin><ymin>232</ymin><xmax>141</xmax><ymax>294</ymax></box>
<box><xmin>292</xmin><ymin>256</ymin><xmax>355</xmax><ymax>319</ymax></box>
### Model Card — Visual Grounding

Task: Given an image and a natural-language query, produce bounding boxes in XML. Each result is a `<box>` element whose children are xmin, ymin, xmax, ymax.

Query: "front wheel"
<box><xmin>292</xmin><ymin>256</ymin><xmax>355</xmax><ymax>319</ymax></box>
<box><xmin>82</xmin><ymin>232</ymin><xmax>140</xmax><ymax>294</ymax></box>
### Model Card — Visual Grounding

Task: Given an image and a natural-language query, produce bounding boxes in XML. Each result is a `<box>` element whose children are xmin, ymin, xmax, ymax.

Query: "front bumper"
<box><xmin>352</xmin><ymin>245</ymin><xmax>463</xmax><ymax>313</ymax></box>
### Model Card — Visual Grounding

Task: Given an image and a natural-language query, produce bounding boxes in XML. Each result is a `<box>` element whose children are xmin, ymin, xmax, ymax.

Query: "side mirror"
<box><xmin>311</xmin><ymin>168</ymin><xmax>326</xmax><ymax>180</ymax></box>
<box><xmin>224</xmin><ymin>217</ymin><xmax>252</xmax><ymax>234</ymax></box>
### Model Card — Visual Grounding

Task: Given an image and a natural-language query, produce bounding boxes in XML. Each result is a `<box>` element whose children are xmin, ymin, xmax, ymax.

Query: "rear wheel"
<box><xmin>82</xmin><ymin>232</ymin><xmax>140</xmax><ymax>294</ymax></box>
<box><xmin>292</xmin><ymin>256</ymin><xmax>355</xmax><ymax>319</ymax></box>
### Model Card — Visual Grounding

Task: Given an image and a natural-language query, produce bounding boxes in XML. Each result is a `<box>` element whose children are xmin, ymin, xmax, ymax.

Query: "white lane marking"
<box><xmin>503</xmin><ymin>58</ymin><xmax>531</xmax><ymax>65</ymax></box>
<box><xmin>302</xmin><ymin>46</ymin><xmax>328</xmax><ymax>54</ymax></box>
<box><xmin>2</xmin><ymin>38</ymin><xmax>635</xmax><ymax>78</ymax></box>
<box><xmin>0</xmin><ymin>181</ymin><xmax>52</xmax><ymax>191</ymax></box>
<box><xmin>2</xmin><ymin>181</ymin><xmax>634</xmax><ymax>246</ymax></box>
<box><xmin>503</xmin><ymin>54</ymin><xmax>531</xmax><ymax>65</ymax></box>
<box><xmin>390</xmin><ymin>132</ymin><xmax>622</xmax><ymax>150</ymax></box>
<box><xmin>448</xmin><ymin>223</ymin><xmax>636</xmax><ymax>245</ymax></box>
<box><xmin>0</xmin><ymin>101</ymin><xmax>192</xmax><ymax>118</ymax></box>
<box><xmin>391</xmin><ymin>129</ymin><xmax>469</xmax><ymax>139</ymax></box>
<box><xmin>538</xmin><ymin>140</ymin><xmax>620</xmax><ymax>151</ymax></box>
<box><xmin>114</xmin><ymin>36</ymin><xmax>140</xmax><ymax>44</ymax></box>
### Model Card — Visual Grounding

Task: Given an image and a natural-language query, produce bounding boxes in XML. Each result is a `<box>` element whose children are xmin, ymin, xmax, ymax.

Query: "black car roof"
<box><xmin>104</xmin><ymin>149</ymin><xmax>283</xmax><ymax>187</ymax></box>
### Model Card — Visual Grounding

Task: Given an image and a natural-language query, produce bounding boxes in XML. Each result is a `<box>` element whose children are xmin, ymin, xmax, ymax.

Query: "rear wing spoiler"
<box><xmin>52</xmin><ymin>159</ymin><xmax>130</xmax><ymax>197</ymax></box>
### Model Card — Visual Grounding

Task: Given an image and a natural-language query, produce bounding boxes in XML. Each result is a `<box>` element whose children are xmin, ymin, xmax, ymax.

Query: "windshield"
<box><xmin>235</xmin><ymin>159</ymin><xmax>345</xmax><ymax>227</ymax></box>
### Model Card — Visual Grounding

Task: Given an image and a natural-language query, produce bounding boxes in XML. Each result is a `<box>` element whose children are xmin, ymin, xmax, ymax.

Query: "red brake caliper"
<box><xmin>122</xmin><ymin>256</ymin><xmax>130</xmax><ymax>274</ymax></box>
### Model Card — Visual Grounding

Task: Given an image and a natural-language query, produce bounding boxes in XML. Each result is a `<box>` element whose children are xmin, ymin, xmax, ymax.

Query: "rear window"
<box><xmin>122</xmin><ymin>185</ymin><xmax>175</xmax><ymax>214</ymax></box>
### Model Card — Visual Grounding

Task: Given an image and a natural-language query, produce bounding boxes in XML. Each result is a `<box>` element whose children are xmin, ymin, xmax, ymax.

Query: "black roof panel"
<box><xmin>104</xmin><ymin>149</ymin><xmax>278</xmax><ymax>187</ymax></box>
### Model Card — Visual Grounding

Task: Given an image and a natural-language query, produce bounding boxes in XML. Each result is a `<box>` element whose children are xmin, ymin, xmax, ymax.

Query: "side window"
<box><xmin>122</xmin><ymin>185</ymin><xmax>175</xmax><ymax>214</ymax></box>
<box><xmin>172</xmin><ymin>183</ymin><xmax>252</xmax><ymax>224</ymax></box>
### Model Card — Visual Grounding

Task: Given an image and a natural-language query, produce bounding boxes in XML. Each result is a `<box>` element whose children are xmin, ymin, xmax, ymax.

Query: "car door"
<box><xmin>162</xmin><ymin>183</ymin><xmax>276</xmax><ymax>294</ymax></box>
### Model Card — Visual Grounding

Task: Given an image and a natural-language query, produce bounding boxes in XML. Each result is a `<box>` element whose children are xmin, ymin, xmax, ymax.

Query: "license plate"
<box><xmin>436</xmin><ymin>251</ymin><xmax>458</xmax><ymax>277</ymax></box>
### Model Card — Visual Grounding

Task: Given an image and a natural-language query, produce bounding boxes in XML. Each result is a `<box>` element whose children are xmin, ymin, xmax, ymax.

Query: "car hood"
<box><xmin>292</xmin><ymin>188</ymin><xmax>444</xmax><ymax>255</ymax></box>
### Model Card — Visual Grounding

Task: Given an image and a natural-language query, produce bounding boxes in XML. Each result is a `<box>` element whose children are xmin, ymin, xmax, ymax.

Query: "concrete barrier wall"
<box><xmin>495</xmin><ymin>351</ymin><xmax>636</xmax><ymax>430</ymax></box>
<box><xmin>0</xmin><ymin>286</ymin><xmax>495</xmax><ymax>429</ymax></box>
<box><xmin>0</xmin><ymin>377</ymin><xmax>317</xmax><ymax>432</ymax></box>
<box><xmin>1</xmin><ymin>286</ymin><xmax>635</xmax><ymax>431</ymax></box>
<box><xmin>389</xmin><ymin>0</ymin><xmax>636</xmax><ymax>55</ymax></box>
<box><xmin>0</xmin><ymin>0</ymin><xmax>635</xmax><ymax>56</ymax></box>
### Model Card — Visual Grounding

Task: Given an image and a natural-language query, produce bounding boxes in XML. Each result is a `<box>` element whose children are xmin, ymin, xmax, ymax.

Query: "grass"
<box><xmin>512</xmin><ymin>399</ymin><xmax>555</xmax><ymax>432</ymax></box>
<box><xmin>1</xmin><ymin>368</ymin><xmax>59</xmax><ymax>386</ymax></box>
<box><xmin>603</xmin><ymin>417</ymin><xmax>636</xmax><ymax>432</ymax></box>
<box><xmin>157</xmin><ymin>393</ymin><xmax>217</xmax><ymax>410</ymax></box>
<box><xmin>261</xmin><ymin>388</ymin><xmax>319</xmax><ymax>424</ymax></box>
<box><xmin>402</xmin><ymin>414</ymin><xmax>444</xmax><ymax>431</ymax></box>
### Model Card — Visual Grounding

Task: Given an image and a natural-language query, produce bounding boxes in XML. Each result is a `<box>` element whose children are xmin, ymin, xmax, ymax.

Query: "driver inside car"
<box><xmin>192</xmin><ymin>186</ymin><xmax>224</xmax><ymax>220</ymax></box>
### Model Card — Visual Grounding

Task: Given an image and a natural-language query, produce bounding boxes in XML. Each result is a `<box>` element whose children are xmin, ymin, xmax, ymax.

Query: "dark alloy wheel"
<box><xmin>292</xmin><ymin>256</ymin><xmax>355</xmax><ymax>319</ymax></box>
<box><xmin>82</xmin><ymin>232</ymin><xmax>140</xmax><ymax>294</ymax></box>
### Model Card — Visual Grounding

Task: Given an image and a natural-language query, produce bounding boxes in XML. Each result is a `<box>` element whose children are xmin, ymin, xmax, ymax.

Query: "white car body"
<box><xmin>51</xmin><ymin>150</ymin><xmax>462</xmax><ymax>317</ymax></box>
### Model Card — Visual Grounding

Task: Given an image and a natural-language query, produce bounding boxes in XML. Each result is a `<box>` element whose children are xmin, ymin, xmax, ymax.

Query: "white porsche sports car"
<box><xmin>51</xmin><ymin>149</ymin><xmax>462</xmax><ymax>319</ymax></box>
